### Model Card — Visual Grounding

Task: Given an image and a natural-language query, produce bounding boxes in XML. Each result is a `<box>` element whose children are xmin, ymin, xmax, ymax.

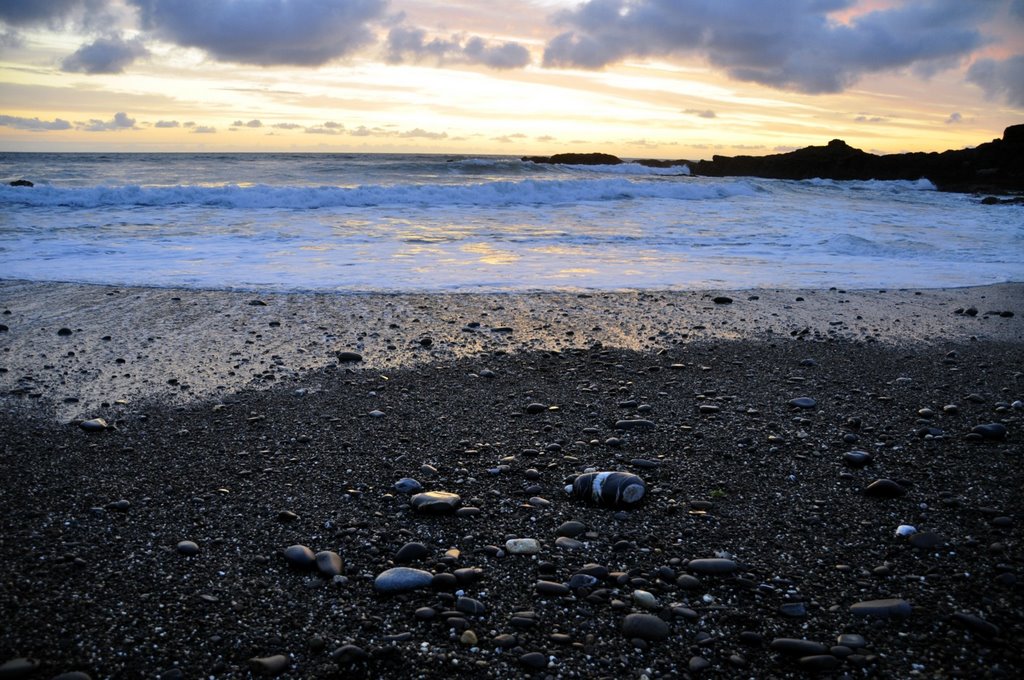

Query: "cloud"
<box><xmin>0</xmin><ymin>0</ymin><xmax>103</xmax><ymax>27</ymax></box>
<box><xmin>945</xmin><ymin>112</ymin><xmax>963</xmax><ymax>124</ymax></box>
<box><xmin>385</xmin><ymin>26</ymin><xmax>531</xmax><ymax>69</ymax></box>
<box><xmin>398</xmin><ymin>127</ymin><xmax>447</xmax><ymax>139</ymax></box>
<box><xmin>190</xmin><ymin>125</ymin><xmax>216</xmax><ymax>133</ymax></box>
<box><xmin>305</xmin><ymin>125</ymin><xmax>344</xmax><ymax>135</ymax></box>
<box><xmin>0</xmin><ymin>114</ymin><xmax>73</xmax><ymax>131</ymax></box>
<box><xmin>855</xmin><ymin>115</ymin><xmax>887</xmax><ymax>123</ymax></box>
<box><xmin>61</xmin><ymin>34</ymin><xmax>149</xmax><ymax>74</ymax></box>
<box><xmin>79</xmin><ymin>111</ymin><xmax>137</xmax><ymax>131</ymax></box>
<box><xmin>967</xmin><ymin>54</ymin><xmax>1024</xmax><ymax>107</ymax></box>
<box><xmin>232</xmin><ymin>119</ymin><xmax>263</xmax><ymax>128</ymax></box>
<box><xmin>272</xmin><ymin>122</ymin><xmax>303</xmax><ymax>130</ymax></box>
<box><xmin>154</xmin><ymin>119</ymin><xmax>179</xmax><ymax>127</ymax></box>
<box><xmin>129</xmin><ymin>0</ymin><xmax>388</xmax><ymax>66</ymax></box>
<box><xmin>684</xmin><ymin>109</ymin><xmax>716</xmax><ymax>118</ymax></box>
<box><xmin>543</xmin><ymin>0</ymin><xmax>996</xmax><ymax>94</ymax></box>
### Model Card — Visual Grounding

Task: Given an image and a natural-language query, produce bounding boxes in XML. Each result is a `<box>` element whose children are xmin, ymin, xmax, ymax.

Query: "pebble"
<box><xmin>314</xmin><ymin>550</ymin><xmax>343</xmax><ymax>576</ymax></box>
<box><xmin>410</xmin><ymin>491</ymin><xmax>461</xmax><ymax>513</ymax></box>
<box><xmin>554</xmin><ymin>536</ymin><xmax>583</xmax><ymax>550</ymax></box>
<box><xmin>836</xmin><ymin>633</ymin><xmax>867</xmax><ymax>649</ymax></box>
<box><xmin>106</xmin><ymin>499</ymin><xmax>130</xmax><ymax>512</ymax></box>
<box><xmin>459</xmin><ymin>630</ymin><xmax>477</xmax><ymax>646</ymax></box>
<box><xmin>687</xmin><ymin>558</ymin><xmax>738</xmax><ymax>575</ymax></box>
<box><xmin>525</xmin><ymin>403</ymin><xmax>547</xmax><ymax>414</ymax></box>
<box><xmin>971</xmin><ymin>423</ymin><xmax>1008</xmax><ymax>440</ymax></box>
<box><xmin>788</xmin><ymin>397</ymin><xmax>817</xmax><ymax>409</ymax></box>
<box><xmin>778</xmin><ymin>602</ymin><xmax>807</xmax><ymax>617</ymax></box>
<box><xmin>713</xmin><ymin>296</ymin><xmax>733</xmax><ymax>304</ymax></box>
<box><xmin>283</xmin><ymin>545</ymin><xmax>316</xmax><ymax>568</ymax></box>
<box><xmin>850</xmin><ymin>598</ymin><xmax>912</xmax><ymax>619</ymax></box>
<box><xmin>908</xmin><ymin>531</ymin><xmax>942</xmax><ymax>549</ymax></box>
<box><xmin>393</xmin><ymin>477</ymin><xmax>421</xmax><ymax>493</ymax></box>
<box><xmin>247</xmin><ymin>655</ymin><xmax>289</xmax><ymax>676</ymax></box>
<box><xmin>621</xmin><ymin>613</ymin><xmax>670</xmax><ymax>641</ymax></box>
<box><xmin>0</xmin><ymin>658</ymin><xmax>39</xmax><ymax>678</ymax></box>
<box><xmin>394</xmin><ymin>542</ymin><xmax>429</xmax><ymax>563</ymax></box>
<box><xmin>843</xmin><ymin>450</ymin><xmax>873</xmax><ymax>468</ymax></box>
<box><xmin>536</xmin><ymin>580</ymin><xmax>571</xmax><ymax>597</ymax></box>
<box><xmin>505</xmin><ymin>538</ymin><xmax>541</xmax><ymax>555</ymax></box>
<box><xmin>894</xmin><ymin>524</ymin><xmax>917</xmax><ymax>537</ymax></box>
<box><xmin>632</xmin><ymin>590</ymin><xmax>660</xmax><ymax>609</ymax></box>
<box><xmin>769</xmin><ymin>638</ymin><xmax>829</xmax><ymax>656</ymax></box>
<box><xmin>798</xmin><ymin>655</ymin><xmax>841</xmax><ymax>672</ymax></box>
<box><xmin>456</xmin><ymin>596</ymin><xmax>487</xmax><ymax>615</ymax></box>
<box><xmin>951</xmin><ymin>612</ymin><xmax>1000</xmax><ymax>638</ymax></box>
<box><xmin>335</xmin><ymin>351</ymin><xmax>363</xmax><ymax>362</ymax></box>
<box><xmin>863</xmin><ymin>478</ymin><xmax>907</xmax><ymax>498</ymax></box>
<box><xmin>331</xmin><ymin>645</ymin><xmax>368</xmax><ymax>663</ymax></box>
<box><xmin>373</xmin><ymin>567</ymin><xmax>434</xmax><ymax>594</ymax></box>
<box><xmin>689</xmin><ymin>656</ymin><xmax>712</xmax><ymax>673</ymax></box>
<box><xmin>176</xmin><ymin>540</ymin><xmax>199</xmax><ymax>556</ymax></box>
<box><xmin>52</xmin><ymin>673</ymin><xmax>93</xmax><ymax>680</ymax></box>
<box><xmin>79</xmin><ymin>418</ymin><xmax>109</xmax><ymax>432</ymax></box>
<box><xmin>555</xmin><ymin>520</ymin><xmax>586</xmax><ymax>537</ymax></box>
<box><xmin>518</xmin><ymin>652</ymin><xmax>548</xmax><ymax>670</ymax></box>
<box><xmin>614</xmin><ymin>419</ymin><xmax>656</xmax><ymax>430</ymax></box>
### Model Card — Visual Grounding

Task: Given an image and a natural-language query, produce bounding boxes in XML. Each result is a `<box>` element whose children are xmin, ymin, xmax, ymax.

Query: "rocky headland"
<box><xmin>524</xmin><ymin>124</ymin><xmax>1024</xmax><ymax>196</ymax></box>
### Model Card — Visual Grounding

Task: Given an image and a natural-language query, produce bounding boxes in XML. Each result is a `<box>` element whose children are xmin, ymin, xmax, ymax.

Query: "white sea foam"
<box><xmin>1</xmin><ymin>152</ymin><xmax>1020</xmax><ymax>292</ymax></box>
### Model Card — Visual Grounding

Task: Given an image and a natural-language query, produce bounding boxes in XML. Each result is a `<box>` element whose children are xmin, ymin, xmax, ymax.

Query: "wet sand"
<box><xmin>0</xmin><ymin>280</ymin><xmax>1021</xmax><ymax>678</ymax></box>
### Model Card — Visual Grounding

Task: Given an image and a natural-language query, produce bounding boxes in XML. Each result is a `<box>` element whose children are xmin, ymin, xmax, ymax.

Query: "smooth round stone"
<box><xmin>373</xmin><ymin>567</ymin><xmax>433</xmax><ymax>594</ymax></box>
<box><xmin>518</xmin><ymin>652</ymin><xmax>548</xmax><ymax>670</ymax></box>
<box><xmin>614</xmin><ymin>419</ymin><xmax>656</xmax><ymax>431</ymax></box>
<box><xmin>106</xmin><ymin>499</ymin><xmax>131</xmax><ymax>512</ymax></box>
<box><xmin>971</xmin><ymin>423</ymin><xmax>1008</xmax><ymax>440</ymax></box>
<box><xmin>778</xmin><ymin>602</ymin><xmax>807</xmax><ymax>618</ymax></box>
<box><xmin>713</xmin><ymin>296</ymin><xmax>733</xmax><ymax>304</ymax></box>
<box><xmin>335</xmin><ymin>351</ymin><xmax>363</xmax><ymax>362</ymax></box>
<box><xmin>843</xmin><ymin>450</ymin><xmax>873</xmax><ymax>468</ymax></box>
<box><xmin>536</xmin><ymin>580</ymin><xmax>571</xmax><ymax>597</ymax></box>
<box><xmin>836</xmin><ymin>633</ymin><xmax>867</xmax><ymax>648</ymax></box>
<box><xmin>506</xmin><ymin>538</ymin><xmax>541</xmax><ymax>555</ymax></box>
<box><xmin>525</xmin><ymin>403</ymin><xmax>547</xmax><ymax>414</ymax></box>
<box><xmin>176</xmin><ymin>540</ymin><xmax>199</xmax><ymax>556</ymax></box>
<box><xmin>283</xmin><ymin>545</ymin><xmax>316</xmax><ymax>568</ymax></box>
<box><xmin>247</xmin><ymin>655</ymin><xmax>289</xmax><ymax>676</ymax></box>
<box><xmin>850</xmin><ymin>598</ymin><xmax>912</xmax><ymax>619</ymax></box>
<box><xmin>331</xmin><ymin>645</ymin><xmax>368</xmax><ymax>663</ymax></box>
<box><xmin>689</xmin><ymin>656</ymin><xmax>712</xmax><ymax>673</ymax></box>
<box><xmin>908</xmin><ymin>531</ymin><xmax>942</xmax><ymax>549</ymax></box>
<box><xmin>864</xmin><ymin>478</ymin><xmax>907</xmax><ymax>498</ymax></box>
<box><xmin>456</xmin><ymin>596</ymin><xmax>487</xmax><ymax>615</ymax></box>
<box><xmin>676</xmin><ymin>574</ymin><xmax>702</xmax><ymax>589</ymax></box>
<box><xmin>788</xmin><ymin>397</ymin><xmax>817</xmax><ymax>409</ymax></box>
<box><xmin>554</xmin><ymin>536</ymin><xmax>583</xmax><ymax>550</ymax></box>
<box><xmin>555</xmin><ymin>520</ymin><xmax>586</xmax><ymax>537</ymax></box>
<box><xmin>414</xmin><ymin>606</ymin><xmax>436</xmax><ymax>620</ymax></box>
<box><xmin>410</xmin><ymin>491</ymin><xmax>461</xmax><ymax>513</ymax></box>
<box><xmin>52</xmin><ymin>673</ymin><xmax>94</xmax><ymax>680</ymax></box>
<box><xmin>895</xmin><ymin>524</ymin><xmax>917</xmax><ymax>537</ymax></box>
<box><xmin>687</xmin><ymin>558</ymin><xmax>738</xmax><ymax>575</ymax></box>
<box><xmin>567</xmin><ymin>573</ymin><xmax>599</xmax><ymax>588</ymax></box>
<box><xmin>770</xmin><ymin>638</ymin><xmax>829</xmax><ymax>656</ymax></box>
<box><xmin>621</xmin><ymin>613</ymin><xmax>670</xmax><ymax>641</ymax></box>
<box><xmin>798</xmin><ymin>655</ymin><xmax>841</xmax><ymax>672</ymax></box>
<box><xmin>314</xmin><ymin>550</ymin><xmax>343</xmax><ymax>576</ymax></box>
<box><xmin>79</xmin><ymin>418</ymin><xmax>108</xmax><ymax>432</ymax></box>
<box><xmin>394</xmin><ymin>478</ymin><xmax>423</xmax><ymax>494</ymax></box>
<box><xmin>951</xmin><ymin>612</ymin><xmax>1000</xmax><ymax>637</ymax></box>
<box><xmin>633</xmin><ymin>590</ymin><xmax>660</xmax><ymax>609</ymax></box>
<box><xmin>0</xmin><ymin>658</ymin><xmax>39</xmax><ymax>678</ymax></box>
<box><xmin>394</xmin><ymin>542</ymin><xmax>429</xmax><ymax>563</ymax></box>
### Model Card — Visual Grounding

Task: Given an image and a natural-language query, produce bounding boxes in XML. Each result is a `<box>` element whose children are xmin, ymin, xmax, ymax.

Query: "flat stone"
<box><xmin>621</xmin><ymin>613</ymin><xmax>670</xmax><ymax>641</ymax></box>
<box><xmin>518</xmin><ymin>652</ymin><xmax>547</xmax><ymax>670</ymax></box>
<box><xmin>505</xmin><ymin>538</ymin><xmax>541</xmax><ymax>555</ymax></box>
<box><xmin>247</xmin><ymin>655</ymin><xmax>289</xmax><ymax>676</ymax></box>
<box><xmin>536</xmin><ymin>580</ymin><xmax>571</xmax><ymax>597</ymax></box>
<box><xmin>843</xmin><ymin>450</ymin><xmax>873</xmax><ymax>468</ymax></box>
<box><xmin>687</xmin><ymin>558</ymin><xmax>738</xmax><ymax>575</ymax></box>
<box><xmin>410</xmin><ymin>491</ymin><xmax>461</xmax><ymax>513</ymax></box>
<box><xmin>770</xmin><ymin>638</ymin><xmax>829</xmax><ymax>656</ymax></box>
<box><xmin>335</xmin><ymin>351</ymin><xmax>363</xmax><ymax>362</ymax></box>
<box><xmin>374</xmin><ymin>567</ymin><xmax>434</xmax><ymax>594</ymax></box>
<box><xmin>951</xmin><ymin>612</ymin><xmax>1000</xmax><ymax>638</ymax></box>
<box><xmin>394</xmin><ymin>542</ymin><xmax>429</xmax><ymax>563</ymax></box>
<box><xmin>614</xmin><ymin>419</ymin><xmax>656</xmax><ymax>431</ymax></box>
<box><xmin>864</xmin><ymin>478</ymin><xmax>907</xmax><ymax>498</ymax></box>
<box><xmin>798</xmin><ymin>655</ymin><xmax>841</xmax><ymax>672</ymax></box>
<box><xmin>283</xmin><ymin>545</ymin><xmax>316</xmax><ymax>568</ymax></box>
<box><xmin>971</xmin><ymin>423</ymin><xmax>1008</xmax><ymax>440</ymax></box>
<box><xmin>850</xmin><ymin>598</ymin><xmax>912</xmax><ymax>619</ymax></box>
<box><xmin>79</xmin><ymin>418</ymin><xmax>108</xmax><ymax>432</ymax></box>
<box><xmin>836</xmin><ymin>633</ymin><xmax>867</xmax><ymax>649</ymax></box>
<box><xmin>394</xmin><ymin>478</ymin><xmax>423</xmax><ymax>494</ymax></box>
<box><xmin>555</xmin><ymin>520</ymin><xmax>586</xmax><ymax>537</ymax></box>
<box><xmin>788</xmin><ymin>397</ymin><xmax>817</xmax><ymax>409</ymax></box>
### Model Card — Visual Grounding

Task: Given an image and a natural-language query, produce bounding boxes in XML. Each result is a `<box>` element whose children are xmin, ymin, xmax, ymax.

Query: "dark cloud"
<box><xmin>79</xmin><ymin>111</ymin><xmax>137</xmax><ymax>131</ymax></box>
<box><xmin>543</xmin><ymin>0</ymin><xmax>996</xmax><ymax>94</ymax></box>
<box><xmin>385</xmin><ymin>26</ymin><xmax>530</xmax><ymax>69</ymax></box>
<box><xmin>61</xmin><ymin>34</ymin><xmax>149</xmax><ymax>73</ymax></box>
<box><xmin>945</xmin><ymin>112</ymin><xmax>963</xmax><ymax>124</ymax></box>
<box><xmin>129</xmin><ymin>0</ymin><xmax>388</xmax><ymax>66</ymax></box>
<box><xmin>967</xmin><ymin>55</ymin><xmax>1024</xmax><ymax>107</ymax></box>
<box><xmin>0</xmin><ymin>114</ymin><xmax>73</xmax><ymax>131</ymax></box>
<box><xmin>0</xmin><ymin>0</ymin><xmax>92</xmax><ymax>27</ymax></box>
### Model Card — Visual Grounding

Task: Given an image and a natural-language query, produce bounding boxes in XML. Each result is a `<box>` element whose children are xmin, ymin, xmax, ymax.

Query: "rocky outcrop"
<box><xmin>9</xmin><ymin>179</ymin><xmax>33</xmax><ymax>187</ymax></box>
<box><xmin>523</xmin><ymin>125</ymin><xmax>1024</xmax><ymax>193</ymax></box>
<box><xmin>522</xmin><ymin>152</ymin><xmax>623</xmax><ymax>165</ymax></box>
<box><xmin>692</xmin><ymin>125</ymin><xmax>1024</xmax><ymax>193</ymax></box>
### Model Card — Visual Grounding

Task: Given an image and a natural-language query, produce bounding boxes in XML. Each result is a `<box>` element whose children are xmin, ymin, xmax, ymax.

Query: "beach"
<box><xmin>0</xmin><ymin>280</ymin><xmax>1021</xmax><ymax>678</ymax></box>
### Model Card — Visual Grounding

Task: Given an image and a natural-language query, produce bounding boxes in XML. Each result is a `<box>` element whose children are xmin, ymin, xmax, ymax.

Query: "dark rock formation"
<box><xmin>9</xmin><ymin>179</ymin><xmax>33</xmax><ymax>187</ymax></box>
<box><xmin>692</xmin><ymin>125</ymin><xmax>1024</xmax><ymax>193</ymax></box>
<box><xmin>522</xmin><ymin>152</ymin><xmax>623</xmax><ymax>165</ymax></box>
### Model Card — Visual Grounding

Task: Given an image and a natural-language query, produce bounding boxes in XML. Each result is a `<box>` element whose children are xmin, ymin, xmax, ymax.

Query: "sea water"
<box><xmin>1</xmin><ymin>152</ymin><xmax>1020</xmax><ymax>291</ymax></box>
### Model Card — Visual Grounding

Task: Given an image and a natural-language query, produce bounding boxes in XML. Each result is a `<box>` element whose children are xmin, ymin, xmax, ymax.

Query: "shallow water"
<box><xmin>1</xmin><ymin>152</ymin><xmax>1021</xmax><ymax>291</ymax></box>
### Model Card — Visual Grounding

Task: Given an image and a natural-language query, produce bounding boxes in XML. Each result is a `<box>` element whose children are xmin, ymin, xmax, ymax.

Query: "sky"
<box><xmin>1</xmin><ymin>0</ymin><xmax>1022</xmax><ymax>158</ymax></box>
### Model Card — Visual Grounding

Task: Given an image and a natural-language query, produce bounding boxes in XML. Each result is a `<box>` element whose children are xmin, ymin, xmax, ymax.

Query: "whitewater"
<box><xmin>1</xmin><ymin>152</ymin><xmax>1021</xmax><ymax>292</ymax></box>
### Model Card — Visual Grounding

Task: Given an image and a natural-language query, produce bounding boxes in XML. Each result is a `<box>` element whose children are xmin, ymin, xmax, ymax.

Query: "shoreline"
<box><xmin>1</xmin><ymin>279</ymin><xmax>1021</xmax><ymax>422</ymax></box>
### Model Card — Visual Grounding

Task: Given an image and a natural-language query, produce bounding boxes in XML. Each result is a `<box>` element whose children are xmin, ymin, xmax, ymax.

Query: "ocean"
<box><xmin>1</xmin><ymin>152</ymin><xmax>1021</xmax><ymax>292</ymax></box>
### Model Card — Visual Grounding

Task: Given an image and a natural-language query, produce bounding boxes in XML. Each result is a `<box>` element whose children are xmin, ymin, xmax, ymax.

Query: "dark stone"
<box><xmin>522</xmin><ymin>152</ymin><xmax>623</xmax><ymax>166</ymax></box>
<box><xmin>518</xmin><ymin>652</ymin><xmax>548</xmax><ymax>670</ymax></box>
<box><xmin>863</xmin><ymin>478</ymin><xmax>907</xmax><ymax>498</ymax></box>
<box><xmin>9</xmin><ymin>179</ymin><xmax>33</xmax><ymax>187</ymax></box>
<box><xmin>951</xmin><ymin>612</ymin><xmax>1000</xmax><ymax>638</ymax></box>
<box><xmin>788</xmin><ymin>397</ymin><xmax>817</xmax><ymax>409</ymax></box>
<box><xmin>373</xmin><ymin>567</ymin><xmax>433</xmax><ymax>594</ymax></box>
<box><xmin>525</xmin><ymin>402</ymin><xmax>547</xmax><ymax>414</ymax></box>
<box><xmin>971</xmin><ymin>423</ymin><xmax>1008</xmax><ymax>440</ymax></box>
<box><xmin>394</xmin><ymin>542</ymin><xmax>429</xmax><ymax>563</ymax></box>
<box><xmin>798</xmin><ymin>655</ymin><xmax>841</xmax><ymax>672</ymax></box>
<box><xmin>314</xmin><ymin>550</ymin><xmax>343</xmax><ymax>576</ymax></box>
<box><xmin>176</xmin><ymin>540</ymin><xmax>199</xmax><ymax>556</ymax></box>
<box><xmin>850</xmin><ymin>598</ymin><xmax>912</xmax><ymax>619</ymax></box>
<box><xmin>283</xmin><ymin>544</ymin><xmax>316</xmax><ymax>568</ymax></box>
<box><xmin>247</xmin><ymin>655</ymin><xmax>289</xmax><ymax>676</ymax></box>
<box><xmin>621</xmin><ymin>613</ymin><xmax>670</xmax><ymax>641</ymax></box>
<box><xmin>335</xmin><ymin>351</ymin><xmax>363</xmax><ymax>362</ymax></box>
<box><xmin>713</xmin><ymin>296</ymin><xmax>733</xmax><ymax>304</ymax></box>
<box><xmin>843</xmin><ymin>450</ymin><xmax>873</xmax><ymax>468</ymax></box>
<box><xmin>614</xmin><ymin>418</ymin><xmax>656</xmax><ymax>430</ymax></box>
<box><xmin>410</xmin><ymin>491</ymin><xmax>461</xmax><ymax>513</ymax></box>
<box><xmin>687</xmin><ymin>558</ymin><xmax>738</xmax><ymax>575</ymax></box>
<box><xmin>769</xmin><ymin>638</ymin><xmax>829</xmax><ymax>656</ymax></box>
